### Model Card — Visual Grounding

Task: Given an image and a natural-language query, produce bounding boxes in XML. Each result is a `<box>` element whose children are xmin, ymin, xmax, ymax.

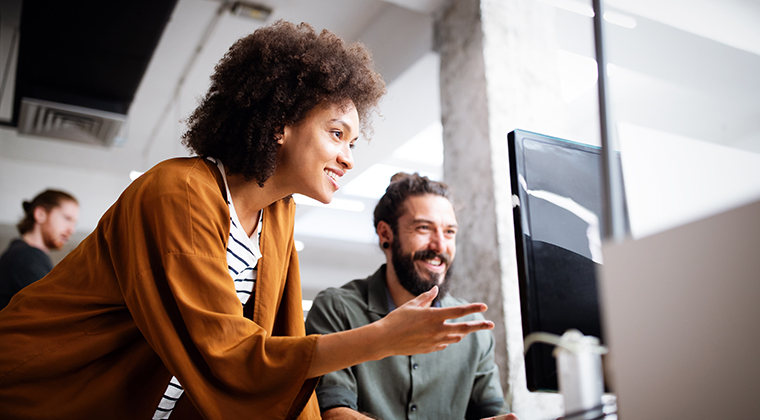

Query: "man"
<box><xmin>306</xmin><ymin>173</ymin><xmax>518</xmax><ymax>420</ymax></box>
<box><xmin>0</xmin><ymin>189</ymin><xmax>79</xmax><ymax>310</ymax></box>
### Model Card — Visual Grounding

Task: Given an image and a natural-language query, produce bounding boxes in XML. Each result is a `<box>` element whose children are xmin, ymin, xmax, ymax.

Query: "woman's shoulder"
<box><xmin>150</xmin><ymin>157</ymin><xmax>219</xmax><ymax>183</ymax></box>
<box><xmin>113</xmin><ymin>157</ymin><xmax>226</xmax><ymax>221</ymax></box>
<box><xmin>104</xmin><ymin>157</ymin><xmax>229</xmax><ymax>255</ymax></box>
<box><xmin>137</xmin><ymin>157</ymin><xmax>222</xmax><ymax>196</ymax></box>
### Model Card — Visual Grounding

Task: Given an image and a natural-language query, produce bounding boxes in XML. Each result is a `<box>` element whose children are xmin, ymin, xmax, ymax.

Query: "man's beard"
<box><xmin>391</xmin><ymin>239</ymin><xmax>453</xmax><ymax>300</ymax></box>
<box><xmin>41</xmin><ymin>223</ymin><xmax>65</xmax><ymax>251</ymax></box>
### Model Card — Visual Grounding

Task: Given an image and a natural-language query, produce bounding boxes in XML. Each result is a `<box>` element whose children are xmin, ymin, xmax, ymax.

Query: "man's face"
<box><xmin>39</xmin><ymin>200</ymin><xmax>79</xmax><ymax>250</ymax></box>
<box><xmin>390</xmin><ymin>194</ymin><xmax>457</xmax><ymax>297</ymax></box>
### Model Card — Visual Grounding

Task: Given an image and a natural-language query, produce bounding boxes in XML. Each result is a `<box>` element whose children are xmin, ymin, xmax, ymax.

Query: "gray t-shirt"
<box><xmin>0</xmin><ymin>239</ymin><xmax>53</xmax><ymax>310</ymax></box>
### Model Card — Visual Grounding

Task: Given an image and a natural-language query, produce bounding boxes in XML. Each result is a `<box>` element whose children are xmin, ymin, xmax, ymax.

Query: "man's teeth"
<box><xmin>325</xmin><ymin>170</ymin><xmax>339</xmax><ymax>182</ymax></box>
<box><xmin>425</xmin><ymin>259</ymin><xmax>442</xmax><ymax>266</ymax></box>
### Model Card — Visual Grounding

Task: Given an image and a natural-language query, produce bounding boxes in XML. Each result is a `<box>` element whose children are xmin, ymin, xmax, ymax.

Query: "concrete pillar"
<box><xmin>435</xmin><ymin>0</ymin><xmax>567</xmax><ymax>418</ymax></box>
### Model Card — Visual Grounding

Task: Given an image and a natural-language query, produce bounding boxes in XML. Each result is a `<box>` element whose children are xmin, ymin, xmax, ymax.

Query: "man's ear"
<box><xmin>377</xmin><ymin>221</ymin><xmax>394</xmax><ymax>247</ymax></box>
<box><xmin>33</xmin><ymin>206</ymin><xmax>48</xmax><ymax>224</ymax></box>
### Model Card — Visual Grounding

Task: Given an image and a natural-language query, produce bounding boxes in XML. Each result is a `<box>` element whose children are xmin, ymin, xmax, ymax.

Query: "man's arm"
<box><xmin>322</xmin><ymin>407</ymin><xmax>379</xmax><ymax>420</ymax></box>
<box><xmin>306</xmin><ymin>288</ymin><xmax>363</xmax><ymax>414</ymax></box>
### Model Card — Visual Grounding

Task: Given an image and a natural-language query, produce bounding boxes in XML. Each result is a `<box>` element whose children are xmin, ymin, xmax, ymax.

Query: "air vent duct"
<box><xmin>17</xmin><ymin>98</ymin><xmax>127</xmax><ymax>147</ymax></box>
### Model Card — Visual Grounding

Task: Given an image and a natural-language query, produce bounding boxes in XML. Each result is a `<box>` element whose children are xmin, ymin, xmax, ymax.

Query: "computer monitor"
<box><xmin>507</xmin><ymin>129</ymin><xmax>627</xmax><ymax>392</ymax></box>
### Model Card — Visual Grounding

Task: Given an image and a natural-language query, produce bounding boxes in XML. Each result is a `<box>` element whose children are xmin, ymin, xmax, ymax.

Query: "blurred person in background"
<box><xmin>0</xmin><ymin>189</ymin><xmax>79</xmax><ymax>310</ymax></box>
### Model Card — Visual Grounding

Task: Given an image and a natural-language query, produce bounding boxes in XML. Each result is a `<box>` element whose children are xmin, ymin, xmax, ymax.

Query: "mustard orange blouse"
<box><xmin>0</xmin><ymin>157</ymin><xmax>321</xmax><ymax>419</ymax></box>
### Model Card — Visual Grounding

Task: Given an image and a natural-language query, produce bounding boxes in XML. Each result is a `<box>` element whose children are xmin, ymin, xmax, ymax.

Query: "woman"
<box><xmin>0</xmin><ymin>21</ymin><xmax>493</xmax><ymax>419</ymax></box>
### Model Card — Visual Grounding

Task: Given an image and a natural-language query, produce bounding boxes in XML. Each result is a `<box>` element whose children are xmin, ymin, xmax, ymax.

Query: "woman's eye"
<box><xmin>332</xmin><ymin>130</ymin><xmax>342</xmax><ymax>139</ymax></box>
<box><xmin>349</xmin><ymin>142</ymin><xmax>356</xmax><ymax>150</ymax></box>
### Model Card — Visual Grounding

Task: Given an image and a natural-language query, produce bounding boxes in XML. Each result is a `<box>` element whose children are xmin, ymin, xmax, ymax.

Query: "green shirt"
<box><xmin>305</xmin><ymin>265</ymin><xmax>507</xmax><ymax>420</ymax></box>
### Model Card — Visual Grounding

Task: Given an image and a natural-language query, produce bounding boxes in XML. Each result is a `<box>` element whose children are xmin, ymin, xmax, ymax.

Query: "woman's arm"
<box><xmin>307</xmin><ymin>286</ymin><xmax>494</xmax><ymax>378</ymax></box>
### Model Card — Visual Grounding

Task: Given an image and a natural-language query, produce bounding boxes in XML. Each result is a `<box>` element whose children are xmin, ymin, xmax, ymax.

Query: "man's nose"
<box><xmin>428</xmin><ymin>230</ymin><xmax>444</xmax><ymax>253</ymax></box>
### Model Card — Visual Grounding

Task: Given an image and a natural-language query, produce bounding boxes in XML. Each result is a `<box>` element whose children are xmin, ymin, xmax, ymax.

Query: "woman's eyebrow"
<box><xmin>329</xmin><ymin>118</ymin><xmax>349</xmax><ymax>130</ymax></box>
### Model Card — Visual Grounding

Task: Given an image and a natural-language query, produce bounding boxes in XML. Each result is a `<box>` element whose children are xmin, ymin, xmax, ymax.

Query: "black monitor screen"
<box><xmin>508</xmin><ymin>129</ymin><xmax>626</xmax><ymax>392</ymax></box>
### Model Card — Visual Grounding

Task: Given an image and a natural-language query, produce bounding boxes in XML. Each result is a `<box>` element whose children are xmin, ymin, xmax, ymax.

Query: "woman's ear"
<box><xmin>277</xmin><ymin>126</ymin><xmax>289</xmax><ymax>145</ymax></box>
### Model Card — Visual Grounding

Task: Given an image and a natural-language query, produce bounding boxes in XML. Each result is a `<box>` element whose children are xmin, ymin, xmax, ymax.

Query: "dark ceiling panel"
<box><xmin>13</xmin><ymin>0</ymin><xmax>178</xmax><ymax>124</ymax></box>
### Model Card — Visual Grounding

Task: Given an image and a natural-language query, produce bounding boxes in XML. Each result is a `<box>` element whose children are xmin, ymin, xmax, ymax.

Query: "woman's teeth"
<box><xmin>325</xmin><ymin>170</ymin><xmax>339</xmax><ymax>182</ymax></box>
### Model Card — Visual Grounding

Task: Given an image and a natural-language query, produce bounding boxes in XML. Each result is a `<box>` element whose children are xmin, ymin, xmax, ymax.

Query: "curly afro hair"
<box><xmin>182</xmin><ymin>20</ymin><xmax>386</xmax><ymax>186</ymax></box>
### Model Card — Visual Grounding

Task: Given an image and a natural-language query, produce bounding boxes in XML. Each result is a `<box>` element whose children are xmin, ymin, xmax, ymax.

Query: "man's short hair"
<box><xmin>373</xmin><ymin>172</ymin><xmax>451</xmax><ymax>235</ymax></box>
<box><xmin>17</xmin><ymin>189</ymin><xmax>78</xmax><ymax>235</ymax></box>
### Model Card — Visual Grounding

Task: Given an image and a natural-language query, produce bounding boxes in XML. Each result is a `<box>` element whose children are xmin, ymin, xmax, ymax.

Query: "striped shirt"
<box><xmin>153</xmin><ymin>158</ymin><xmax>262</xmax><ymax>419</ymax></box>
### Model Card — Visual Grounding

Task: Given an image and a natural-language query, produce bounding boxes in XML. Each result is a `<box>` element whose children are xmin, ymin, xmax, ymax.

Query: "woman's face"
<box><xmin>277</xmin><ymin>101</ymin><xmax>359</xmax><ymax>203</ymax></box>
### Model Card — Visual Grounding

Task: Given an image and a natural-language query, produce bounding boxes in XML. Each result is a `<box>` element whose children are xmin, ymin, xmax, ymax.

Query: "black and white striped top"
<box><xmin>153</xmin><ymin>158</ymin><xmax>262</xmax><ymax>419</ymax></box>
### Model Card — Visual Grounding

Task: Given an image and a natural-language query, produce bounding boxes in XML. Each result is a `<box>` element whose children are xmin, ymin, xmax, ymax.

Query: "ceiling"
<box><xmin>11</xmin><ymin>0</ymin><xmax>178</xmax><ymax>121</ymax></box>
<box><xmin>1</xmin><ymin>0</ymin><xmax>759</xmax><ymax>299</ymax></box>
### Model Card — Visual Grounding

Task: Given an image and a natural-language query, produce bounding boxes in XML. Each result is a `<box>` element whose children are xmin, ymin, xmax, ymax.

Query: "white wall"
<box><xmin>619</xmin><ymin>123</ymin><xmax>760</xmax><ymax>238</ymax></box>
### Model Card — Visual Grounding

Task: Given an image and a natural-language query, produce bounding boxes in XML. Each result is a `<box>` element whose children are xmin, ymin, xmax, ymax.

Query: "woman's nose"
<box><xmin>338</xmin><ymin>145</ymin><xmax>354</xmax><ymax>170</ymax></box>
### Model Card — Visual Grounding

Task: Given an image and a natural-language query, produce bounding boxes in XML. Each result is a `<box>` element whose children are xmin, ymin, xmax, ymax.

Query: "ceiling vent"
<box><xmin>17</xmin><ymin>98</ymin><xmax>127</xmax><ymax>147</ymax></box>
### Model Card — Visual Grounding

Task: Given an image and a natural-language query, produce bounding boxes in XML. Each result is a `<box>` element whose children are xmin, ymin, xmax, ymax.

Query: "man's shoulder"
<box><xmin>0</xmin><ymin>240</ymin><xmax>49</xmax><ymax>265</ymax></box>
<box><xmin>306</xmin><ymin>276</ymin><xmax>377</xmax><ymax>334</ymax></box>
<box><xmin>313</xmin><ymin>277</ymin><xmax>370</xmax><ymax>309</ymax></box>
<box><xmin>0</xmin><ymin>240</ymin><xmax>52</xmax><ymax>285</ymax></box>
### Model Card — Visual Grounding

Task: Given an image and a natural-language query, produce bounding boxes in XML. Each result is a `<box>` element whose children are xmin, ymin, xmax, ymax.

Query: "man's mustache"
<box><xmin>413</xmin><ymin>249</ymin><xmax>452</xmax><ymax>266</ymax></box>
